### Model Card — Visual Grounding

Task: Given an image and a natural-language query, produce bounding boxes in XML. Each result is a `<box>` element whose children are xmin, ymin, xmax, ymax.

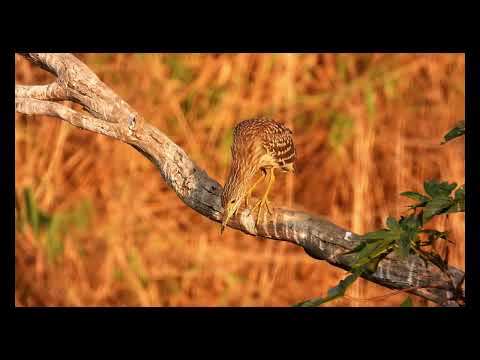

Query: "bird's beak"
<box><xmin>221</xmin><ymin>203</ymin><xmax>236</xmax><ymax>235</ymax></box>
<box><xmin>221</xmin><ymin>212</ymin><xmax>230</xmax><ymax>234</ymax></box>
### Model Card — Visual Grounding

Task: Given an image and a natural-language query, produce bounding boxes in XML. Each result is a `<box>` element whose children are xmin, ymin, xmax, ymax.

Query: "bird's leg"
<box><xmin>251</xmin><ymin>167</ymin><xmax>275</xmax><ymax>223</ymax></box>
<box><xmin>245</xmin><ymin>170</ymin><xmax>266</xmax><ymax>208</ymax></box>
<box><xmin>262</xmin><ymin>168</ymin><xmax>275</xmax><ymax>215</ymax></box>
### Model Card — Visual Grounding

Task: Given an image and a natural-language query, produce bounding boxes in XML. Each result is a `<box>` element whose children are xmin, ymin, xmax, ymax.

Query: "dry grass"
<box><xmin>15</xmin><ymin>53</ymin><xmax>465</xmax><ymax>307</ymax></box>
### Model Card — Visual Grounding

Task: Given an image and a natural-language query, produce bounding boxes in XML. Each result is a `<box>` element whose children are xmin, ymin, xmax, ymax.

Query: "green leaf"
<box><xmin>340</xmin><ymin>242</ymin><xmax>367</xmax><ymax>256</ymax></box>
<box><xmin>370</xmin><ymin>239</ymin><xmax>397</xmax><ymax>259</ymax></box>
<box><xmin>423</xmin><ymin>180</ymin><xmax>457</xmax><ymax>198</ymax></box>
<box><xmin>447</xmin><ymin>185</ymin><xmax>465</xmax><ymax>213</ymax></box>
<box><xmin>423</xmin><ymin>180</ymin><xmax>438</xmax><ymax>198</ymax></box>
<box><xmin>360</xmin><ymin>230</ymin><xmax>390</xmax><ymax>241</ymax></box>
<box><xmin>397</xmin><ymin>231</ymin><xmax>412</xmax><ymax>259</ymax></box>
<box><xmin>422</xmin><ymin>196</ymin><xmax>454</xmax><ymax>224</ymax></box>
<box><xmin>355</xmin><ymin>241</ymin><xmax>382</xmax><ymax>263</ymax></box>
<box><xmin>441</xmin><ymin>121</ymin><xmax>465</xmax><ymax>144</ymax></box>
<box><xmin>407</xmin><ymin>203</ymin><xmax>428</xmax><ymax>211</ymax></box>
<box><xmin>400</xmin><ymin>191</ymin><xmax>430</xmax><ymax>203</ymax></box>
<box><xmin>293</xmin><ymin>270</ymin><xmax>362</xmax><ymax>307</ymax></box>
<box><xmin>400</xmin><ymin>296</ymin><xmax>413</xmax><ymax>307</ymax></box>
<box><xmin>399</xmin><ymin>214</ymin><xmax>421</xmax><ymax>231</ymax></box>
<box><xmin>454</xmin><ymin>185</ymin><xmax>465</xmax><ymax>201</ymax></box>
<box><xmin>354</xmin><ymin>239</ymin><xmax>396</xmax><ymax>268</ymax></box>
<box><xmin>386</xmin><ymin>217</ymin><xmax>400</xmax><ymax>231</ymax></box>
<box><xmin>439</xmin><ymin>182</ymin><xmax>457</xmax><ymax>196</ymax></box>
<box><xmin>446</xmin><ymin>200</ymin><xmax>465</xmax><ymax>213</ymax></box>
<box><xmin>326</xmin><ymin>271</ymin><xmax>360</xmax><ymax>298</ymax></box>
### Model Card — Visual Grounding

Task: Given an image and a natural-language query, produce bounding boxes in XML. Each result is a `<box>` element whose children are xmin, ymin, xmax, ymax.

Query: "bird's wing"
<box><xmin>262</xmin><ymin>123</ymin><xmax>296</xmax><ymax>167</ymax></box>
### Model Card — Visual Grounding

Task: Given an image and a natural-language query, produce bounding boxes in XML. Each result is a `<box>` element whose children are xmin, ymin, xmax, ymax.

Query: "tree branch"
<box><xmin>15</xmin><ymin>53</ymin><xmax>465</xmax><ymax>306</ymax></box>
<box><xmin>15</xmin><ymin>83</ymin><xmax>67</xmax><ymax>101</ymax></box>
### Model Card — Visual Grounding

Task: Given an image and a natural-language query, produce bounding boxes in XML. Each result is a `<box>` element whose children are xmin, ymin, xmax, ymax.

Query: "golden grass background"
<box><xmin>15</xmin><ymin>53</ymin><xmax>465</xmax><ymax>306</ymax></box>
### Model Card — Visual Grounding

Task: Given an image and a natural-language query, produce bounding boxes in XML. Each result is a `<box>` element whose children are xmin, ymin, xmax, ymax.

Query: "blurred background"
<box><xmin>15</xmin><ymin>53</ymin><xmax>465</xmax><ymax>306</ymax></box>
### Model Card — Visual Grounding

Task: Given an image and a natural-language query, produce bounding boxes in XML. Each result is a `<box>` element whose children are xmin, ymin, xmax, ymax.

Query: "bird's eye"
<box><xmin>230</xmin><ymin>199</ymin><xmax>235</xmax><ymax>204</ymax></box>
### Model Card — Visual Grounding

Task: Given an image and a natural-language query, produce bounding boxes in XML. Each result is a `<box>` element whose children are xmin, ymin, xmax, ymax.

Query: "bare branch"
<box><xmin>15</xmin><ymin>83</ymin><xmax>67</xmax><ymax>101</ymax></box>
<box><xmin>15</xmin><ymin>53</ymin><xmax>465</xmax><ymax>306</ymax></box>
<box><xmin>15</xmin><ymin>97</ymin><xmax>118</xmax><ymax>138</ymax></box>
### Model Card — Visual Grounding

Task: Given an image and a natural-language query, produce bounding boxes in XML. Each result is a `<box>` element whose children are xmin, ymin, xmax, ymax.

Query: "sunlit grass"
<box><xmin>15</xmin><ymin>53</ymin><xmax>465</xmax><ymax>307</ymax></box>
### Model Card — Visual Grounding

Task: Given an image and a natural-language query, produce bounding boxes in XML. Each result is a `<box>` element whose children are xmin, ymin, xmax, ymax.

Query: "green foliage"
<box><xmin>441</xmin><ymin>121</ymin><xmax>465</xmax><ymax>144</ymax></box>
<box><xmin>293</xmin><ymin>119</ymin><xmax>465</xmax><ymax>306</ymax></box>
<box><xmin>400</xmin><ymin>296</ymin><xmax>413</xmax><ymax>307</ymax></box>
<box><xmin>293</xmin><ymin>269</ymin><xmax>363</xmax><ymax>307</ymax></box>
<box><xmin>347</xmin><ymin>181</ymin><xmax>463</xmax><ymax>275</ymax></box>
<box><xmin>400</xmin><ymin>191</ymin><xmax>430</xmax><ymax>205</ymax></box>
<box><xmin>354</xmin><ymin>214</ymin><xmax>422</xmax><ymax>264</ymax></box>
<box><xmin>401</xmin><ymin>181</ymin><xmax>464</xmax><ymax>224</ymax></box>
<box><xmin>20</xmin><ymin>187</ymin><xmax>92</xmax><ymax>264</ymax></box>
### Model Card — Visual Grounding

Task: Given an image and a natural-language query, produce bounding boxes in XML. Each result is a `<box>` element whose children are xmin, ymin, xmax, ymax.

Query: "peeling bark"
<box><xmin>15</xmin><ymin>53</ymin><xmax>465</xmax><ymax>306</ymax></box>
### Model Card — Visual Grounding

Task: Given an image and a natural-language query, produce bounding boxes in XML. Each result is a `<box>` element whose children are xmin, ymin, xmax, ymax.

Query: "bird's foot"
<box><xmin>251</xmin><ymin>197</ymin><xmax>272</xmax><ymax>224</ymax></box>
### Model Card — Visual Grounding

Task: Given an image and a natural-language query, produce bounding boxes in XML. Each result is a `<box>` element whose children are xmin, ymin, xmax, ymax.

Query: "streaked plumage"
<box><xmin>221</xmin><ymin>117</ymin><xmax>296</xmax><ymax>232</ymax></box>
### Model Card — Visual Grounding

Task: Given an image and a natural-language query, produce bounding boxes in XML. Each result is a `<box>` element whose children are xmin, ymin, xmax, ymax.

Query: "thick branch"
<box><xmin>15</xmin><ymin>53</ymin><xmax>465</xmax><ymax>306</ymax></box>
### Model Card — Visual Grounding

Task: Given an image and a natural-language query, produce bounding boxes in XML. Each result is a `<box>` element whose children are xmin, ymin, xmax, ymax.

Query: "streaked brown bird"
<box><xmin>221</xmin><ymin>117</ymin><xmax>296</xmax><ymax>233</ymax></box>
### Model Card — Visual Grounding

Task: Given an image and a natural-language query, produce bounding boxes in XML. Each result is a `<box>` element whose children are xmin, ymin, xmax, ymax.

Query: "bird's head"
<box><xmin>220</xmin><ymin>175</ymin><xmax>249</xmax><ymax>234</ymax></box>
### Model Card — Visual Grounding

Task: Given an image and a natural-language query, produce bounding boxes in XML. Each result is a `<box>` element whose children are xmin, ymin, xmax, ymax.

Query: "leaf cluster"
<box><xmin>294</xmin><ymin>121</ymin><xmax>465</xmax><ymax>307</ymax></box>
<box><xmin>401</xmin><ymin>180</ymin><xmax>464</xmax><ymax>224</ymax></box>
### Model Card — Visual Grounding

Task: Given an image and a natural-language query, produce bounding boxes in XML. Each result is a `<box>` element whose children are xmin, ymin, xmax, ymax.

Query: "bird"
<box><xmin>221</xmin><ymin>116</ymin><xmax>296</xmax><ymax>233</ymax></box>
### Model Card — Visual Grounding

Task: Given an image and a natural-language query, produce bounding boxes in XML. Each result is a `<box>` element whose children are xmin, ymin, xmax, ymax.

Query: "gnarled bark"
<box><xmin>15</xmin><ymin>53</ymin><xmax>465</xmax><ymax>306</ymax></box>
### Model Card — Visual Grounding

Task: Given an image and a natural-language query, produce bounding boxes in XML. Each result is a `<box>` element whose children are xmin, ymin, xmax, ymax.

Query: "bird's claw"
<box><xmin>251</xmin><ymin>197</ymin><xmax>272</xmax><ymax>224</ymax></box>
